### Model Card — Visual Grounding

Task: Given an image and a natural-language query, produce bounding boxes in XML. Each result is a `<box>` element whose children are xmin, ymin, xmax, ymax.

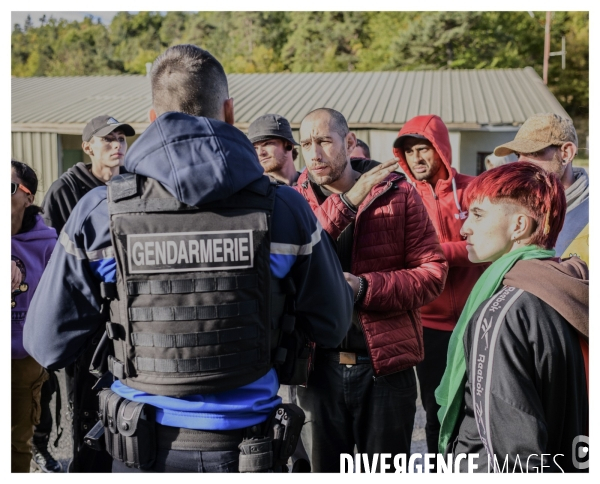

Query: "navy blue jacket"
<box><xmin>24</xmin><ymin>112</ymin><xmax>353</xmax><ymax>430</ymax></box>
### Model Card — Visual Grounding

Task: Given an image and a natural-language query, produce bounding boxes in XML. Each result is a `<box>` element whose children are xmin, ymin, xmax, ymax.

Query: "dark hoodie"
<box><xmin>11</xmin><ymin>215</ymin><xmax>57</xmax><ymax>359</ymax></box>
<box><xmin>25</xmin><ymin>112</ymin><xmax>352</xmax><ymax>430</ymax></box>
<box><xmin>393</xmin><ymin>114</ymin><xmax>487</xmax><ymax>332</ymax></box>
<box><xmin>42</xmin><ymin>162</ymin><xmax>106</xmax><ymax>234</ymax></box>
<box><xmin>451</xmin><ymin>257</ymin><xmax>589</xmax><ymax>472</ymax></box>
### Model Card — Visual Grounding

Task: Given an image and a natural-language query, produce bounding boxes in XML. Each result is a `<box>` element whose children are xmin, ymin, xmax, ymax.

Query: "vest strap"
<box><xmin>108</xmin><ymin>356</ymin><xmax>126</xmax><ymax>379</ymax></box>
<box><xmin>109</xmin><ymin>198</ymin><xmax>196</xmax><ymax>215</ymax></box>
<box><xmin>135</xmin><ymin>348</ymin><xmax>259</xmax><ymax>373</ymax></box>
<box><xmin>131</xmin><ymin>325</ymin><xmax>258</xmax><ymax>348</ymax></box>
<box><xmin>127</xmin><ymin>274</ymin><xmax>258</xmax><ymax>296</ymax></box>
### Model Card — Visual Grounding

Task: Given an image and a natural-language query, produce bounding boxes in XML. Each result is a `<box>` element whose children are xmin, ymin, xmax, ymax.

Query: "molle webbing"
<box><xmin>127</xmin><ymin>274</ymin><xmax>257</xmax><ymax>296</ymax></box>
<box><xmin>135</xmin><ymin>349</ymin><xmax>259</xmax><ymax>373</ymax></box>
<box><xmin>131</xmin><ymin>325</ymin><xmax>258</xmax><ymax>348</ymax></box>
<box><xmin>128</xmin><ymin>300</ymin><xmax>258</xmax><ymax>321</ymax></box>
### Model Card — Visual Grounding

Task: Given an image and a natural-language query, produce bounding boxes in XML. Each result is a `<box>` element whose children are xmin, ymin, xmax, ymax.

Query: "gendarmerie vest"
<box><xmin>105</xmin><ymin>173</ymin><xmax>289</xmax><ymax>397</ymax></box>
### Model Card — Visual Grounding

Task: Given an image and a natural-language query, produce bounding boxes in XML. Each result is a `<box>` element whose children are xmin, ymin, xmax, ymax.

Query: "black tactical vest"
<box><xmin>105</xmin><ymin>173</ymin><xmax>285</xmax><ymax>397</ymax></box>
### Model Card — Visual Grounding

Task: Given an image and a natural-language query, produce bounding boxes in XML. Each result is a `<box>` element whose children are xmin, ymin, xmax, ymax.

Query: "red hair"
<box><xmin>464</xmin><ymin>162</ymin><xmax>566</xmax><ymax>249</ymax></box>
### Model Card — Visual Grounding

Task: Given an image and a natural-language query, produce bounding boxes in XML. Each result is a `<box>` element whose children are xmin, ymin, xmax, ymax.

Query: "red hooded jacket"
<box><xmin>393</xmin><ymin>115</ymin><xmax>487</xmax><ymax>332</ymax></box>
<box><xmin>295</xmin><ymin>164</ymin><xmax>448</xmax><ymax>376</ymax></box>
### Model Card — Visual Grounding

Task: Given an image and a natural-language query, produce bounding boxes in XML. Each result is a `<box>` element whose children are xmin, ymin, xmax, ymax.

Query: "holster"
<box><xmin>276</xmin><ymin>329</ymin><xmax>315</xmax><ymax>386</ymax></box>
<box><xmin>238</xmin><ymin>403</ymin><xmax>305</xmax><ymax>473</ymax></box>
<box><xmin>97</xmin><ymin>389</ymin><xmax>156</xmax><ymax>470</ymax></box>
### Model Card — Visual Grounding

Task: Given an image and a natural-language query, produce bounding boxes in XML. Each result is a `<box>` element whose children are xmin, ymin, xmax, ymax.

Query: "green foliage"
<box><xmin>11</xmin><ymin>11</ymin><xmax>588</xmax><ymax>117</ymax></box>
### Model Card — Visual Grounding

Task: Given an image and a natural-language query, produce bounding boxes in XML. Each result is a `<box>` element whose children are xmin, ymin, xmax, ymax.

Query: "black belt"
<box><xmin>155</xmin><ymin>422</ymin><xmax>261</xmax><ymax>451</ymax></box>
<box><xmin>317</xmin><ymin>350</ymin><xmax>371</xmax><ymax>365</ymax></box>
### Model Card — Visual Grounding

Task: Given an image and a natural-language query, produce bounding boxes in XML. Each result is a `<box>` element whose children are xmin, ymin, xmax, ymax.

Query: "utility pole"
<box><xmin>543</xmin><ymin>11</ymin><xmax>551</xmax><ymax>85</ymax></box>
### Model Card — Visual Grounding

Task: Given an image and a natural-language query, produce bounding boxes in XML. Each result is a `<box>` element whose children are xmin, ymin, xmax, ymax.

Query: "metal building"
<box><xmin>12</xmin><ymin>67</ymin><xmax>569</xmax><ymax>202</ymax></box>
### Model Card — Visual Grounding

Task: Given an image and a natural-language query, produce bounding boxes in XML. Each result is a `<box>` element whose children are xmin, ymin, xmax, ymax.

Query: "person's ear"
<box><xmin>511</xmin><ymin>212</ymin><xmax>535</xmax><ymax>241</ymax></box>
<box><xmin>346</xmin><ymin>132</ymin><xmax>357</xmax><ymax>154</ymax></box>
<box><xmin>82</xmin><ymin>141</ymin><xmax>93</xmax><ymax>157</ymax></box>
<box><xmin>148</xmin><ymin>108</ymin><xmax>158</xmax><ymax>123</ymax></box>
<box><xmin>560</xmin><ymin>141</ymin><xmax>577</xmax><ymax>164</ymax></box>
<box><xmin>24</xmin><ymin>191</ymin><xmax>33</xmax><ymax>208</ymax></box>
<box><xmin>224</xmin><ymin>98</ymin><xmax>235</xmax><ymax>126</ymax></box>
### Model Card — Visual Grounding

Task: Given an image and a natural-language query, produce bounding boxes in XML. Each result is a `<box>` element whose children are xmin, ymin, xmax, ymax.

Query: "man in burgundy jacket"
<box><xmin>294</xmin><ymin>108</ymin><xmax>448</xmax><ymax>472</ymax></box>
<box><xmin>393</xmin><ymin>114</ymin><xmax>487</xmax><ymax>460</ymax></box>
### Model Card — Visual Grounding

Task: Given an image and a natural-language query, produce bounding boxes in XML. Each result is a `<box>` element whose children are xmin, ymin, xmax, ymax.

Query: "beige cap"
<box><xmin>494</xmin><ymin>113</ymin><xmax>578</xmax><ymax>157</ymax></box>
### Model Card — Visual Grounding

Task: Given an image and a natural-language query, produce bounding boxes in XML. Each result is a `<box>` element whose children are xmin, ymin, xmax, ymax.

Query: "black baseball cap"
<box><xmin>248</xmin><ymin>114</ymin><xmax>299</xmax><ymax>146</ymax></box>
<box><xmin>82</xmin><ymin>115</ymin><xmax>136</xmax><ymax>142</ymax></box>
<box><xmin>393</xmin><ymin>133</ymin><xmax>429</xmax><ymax>149</ymax></box>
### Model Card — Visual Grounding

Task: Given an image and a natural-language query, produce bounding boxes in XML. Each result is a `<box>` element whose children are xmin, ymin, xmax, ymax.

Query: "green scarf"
<box><xmin>435</xmin><ymin>245</ymin><xmax>556</xmax><ymax>453</ymax></box>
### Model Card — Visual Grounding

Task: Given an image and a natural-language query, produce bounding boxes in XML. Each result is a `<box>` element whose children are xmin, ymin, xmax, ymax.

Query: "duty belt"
<box><xmin>156</xmin><ymin>423</ymin><xmax>259</xmax><ymax>451</ymax></box>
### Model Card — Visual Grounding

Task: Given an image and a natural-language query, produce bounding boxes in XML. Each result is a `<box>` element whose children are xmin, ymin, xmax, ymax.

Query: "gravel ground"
<box><xmin>33</xmin><ymin>368</ymin><xmax>428</xmax><ymax>473</ymax></box>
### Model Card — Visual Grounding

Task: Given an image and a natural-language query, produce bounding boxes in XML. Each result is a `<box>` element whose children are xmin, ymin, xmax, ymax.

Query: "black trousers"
<box><xmin>415</xmin><ymin>327</ymin><xmax>453</xmax><ymax>455</ymax></box>
<box><xmin>35</xmin><ymin>377</ymin><xmax>54</xmax><ymax>436</ymax></box>
<box><xmin>65</xmin><ymin>341</ymin><xmax>113</xmax><ymax>473</ymax></box>
<box><xmin>112</xmin><ymin>449</ymin><xmax>240</xmax><ymax>473</ymax></box>
<box><xmin>296</xmin><ymin>354</ymin><xmax>417</xmax><ymax>473</ymax></box>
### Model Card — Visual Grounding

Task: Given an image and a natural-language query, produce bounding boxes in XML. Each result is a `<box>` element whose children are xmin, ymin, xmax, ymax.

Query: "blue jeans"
<box><xmin>112</xmin><ymin>448</ymin><xmax>239</xmax><ymax>473</ymax></box>
<box><xmin>296</xmin><ymin>354</ymin><xmax>417</xmax><ymax>473</ymax></box>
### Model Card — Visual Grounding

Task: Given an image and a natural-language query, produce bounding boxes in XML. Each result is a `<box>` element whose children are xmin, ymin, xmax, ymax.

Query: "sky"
<box><xmin>10</xmin><ymin>11</ymin><xmax>178</xmax><ymax>28</ymax></box>
<box><xmin>11</xmin><ymin>11</ymin><xmax>123</xmax><ymax>28</ymax></box>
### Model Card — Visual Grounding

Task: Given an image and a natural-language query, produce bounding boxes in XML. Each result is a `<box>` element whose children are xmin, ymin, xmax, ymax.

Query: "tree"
<box><xmin>10</xmin><ymin>10</ymin><xmax>588</xmax><ymax>122</ymax></box>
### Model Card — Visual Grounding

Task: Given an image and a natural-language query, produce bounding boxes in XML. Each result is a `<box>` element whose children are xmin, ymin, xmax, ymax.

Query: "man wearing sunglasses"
<box><xmin>35</xmin><ymin>115</ymin><xmax>135</xmax><ymax>474</ymax></box>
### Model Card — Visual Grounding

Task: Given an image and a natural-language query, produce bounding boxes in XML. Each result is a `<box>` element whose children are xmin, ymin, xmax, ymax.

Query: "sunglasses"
<box><xmin>11</xmin><ymin>182</ymin><xmax>32</xmax><ymax>196</ymax></box>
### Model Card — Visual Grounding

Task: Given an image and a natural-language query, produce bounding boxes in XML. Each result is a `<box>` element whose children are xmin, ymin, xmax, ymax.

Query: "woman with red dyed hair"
<box><xmin>435</xmin><ymin>162</ymin><xmax>588</xmax><ymax>472</ymax></box>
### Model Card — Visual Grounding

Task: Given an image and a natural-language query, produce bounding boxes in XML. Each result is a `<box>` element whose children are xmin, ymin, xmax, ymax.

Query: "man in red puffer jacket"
<box><xmin>392</xmin><ymin>114</ymin><xmax>487</xmax><ymax>462</ymax></box>
<box><xmin>294</xmin><ymin>108</ymin><xmax>448</xmax><ymax>472</ymax></box>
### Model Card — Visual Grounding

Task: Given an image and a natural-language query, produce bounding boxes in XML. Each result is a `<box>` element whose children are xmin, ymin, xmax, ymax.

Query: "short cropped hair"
<box><xmin>151</xmin><ymin>44</ymin><xmax>229</xmax><ymax>119</ymax></box>
<box><xmin>464</xmin><ymin>162</ymin><xmax>566</xmax><ymax>249</ymax></box>
<box><xmin>303</xmin><ymin>108</ymin><xmax>349</xmax><ymax>139</ymax></box>
<box><xmin>355</xmin><ymin>139</ymin><xmax>371</xmax><ymax>159</ymax></box>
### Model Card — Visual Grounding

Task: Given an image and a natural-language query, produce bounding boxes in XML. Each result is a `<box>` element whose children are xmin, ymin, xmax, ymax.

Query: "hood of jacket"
<box><xmin>65</xmin><ymin>162</ymin><xmax>106</xmax><ymax>191</ymax></box>
<box><xmin>393</xmin><ymin>114</ymin><xmax>455</xmax><ymax>187</ymax></box>
<box><xmin>503</xmin><ymin>257</ymin><xmax>588</xmax><ymax>339</ymax></box>
<box><xmin>13</xmin><ymin>214</ymin><xmax>57</xmax><ymax>243</ymax></box>
<box><xmin>124</xmin><ymin>112</ymin><xmax>265</xmax><ymax>206</ymax></box>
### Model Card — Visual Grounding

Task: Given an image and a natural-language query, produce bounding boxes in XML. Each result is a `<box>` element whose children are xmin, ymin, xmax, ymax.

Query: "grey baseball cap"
<box><xmin>82</xmin><ymin>115</ymin><xmax>135</xmax><ymax>142</ymax></box>
<box><xmin>248</xmin><ymin>114</ymin><xmax>299</xmax><ymax>146</ymax></box>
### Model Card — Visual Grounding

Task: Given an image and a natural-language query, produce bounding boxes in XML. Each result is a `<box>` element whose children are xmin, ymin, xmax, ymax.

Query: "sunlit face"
<box><xmin>84</xmin><ymin>129</ymin><xmax>128</xmax><ymax>169</ymax></box>
<box><xmin>516</xmin><ymin>145</ymin><xmax>563</xmax><ymax>178</ymax></box>
<box><xmin>460</xmin><ymin>197</ymin><xmax>520</xmax><ymax>263</ymax></box>
<box><xmin>402</xmin><ymin>137</ymin><xmax>444</xmax><ymax>182</ymax></box>
<box><xmin>253</xmin><ymin>138</ymin><xmax>291</xmax><ymax>174</ymax></box>
<box><xmin>300</xmin><ymin>114</ymin><xmax>349</xmax><ymax>186</ymax></box>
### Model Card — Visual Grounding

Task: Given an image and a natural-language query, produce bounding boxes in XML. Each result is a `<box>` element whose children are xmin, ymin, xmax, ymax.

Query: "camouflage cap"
<box><xmin>494</xmin><ymin>113</ymin><xmax>578</xmax><ymax>157</ymax></box>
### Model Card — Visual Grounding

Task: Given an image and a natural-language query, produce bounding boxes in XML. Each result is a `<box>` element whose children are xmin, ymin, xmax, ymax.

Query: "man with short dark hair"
<box><xmin>350</xmin><ymin>138</ymin><xmax>370</xmax><ymax>160</ymax></box>
<box><xmin>294</xmin><ymin>108</ymin><xmax>448</xmax><ymax>472</ymax></box>
<box><xmin>494</xmin><ymin>113</ymin><xmax>588</xmax><ymax>265</ymax></box>
<box><xmin>392</xmin><ymin>115</ymin><xmax>487</xmax><ymax>462</ymax></box>
<box><xmin>248</xmin><ymin>114</ymin><xmax>301</xmax><ymax>186</ymax></box>
<box><xmin>34</xmin><ymin>115</ymin><xmax>135</xmax><ymax>473</ymax></box>
<box><xmin>25</xmin><ymin>45</ymin><xmax>352</xmax><ymax>473</ymax></box>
